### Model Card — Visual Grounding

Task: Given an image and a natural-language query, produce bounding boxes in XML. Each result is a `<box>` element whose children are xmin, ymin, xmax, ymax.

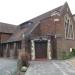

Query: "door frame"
<box><xmin>31</xmin><ymin>39</ymin><xmax>51</xmax><ymax>60</ymax></box>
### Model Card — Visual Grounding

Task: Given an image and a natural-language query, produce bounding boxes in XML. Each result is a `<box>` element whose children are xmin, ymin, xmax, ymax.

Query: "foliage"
<box><xmin>62</xmin><ymin>51</ymin><xmax>68</xmax><ymax>59</ymax></box>
<box><xmin>71</xmin><ymin>49</ymin><xmax>75</xmax><ymax>56</ymax></box>
<box><xmin>62</xmin><ymin>51</ymin><xmax>74</xmax><ymax>60</ymax></box>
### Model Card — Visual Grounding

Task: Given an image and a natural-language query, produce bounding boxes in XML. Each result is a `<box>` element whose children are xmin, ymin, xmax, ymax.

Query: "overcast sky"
<box><xmin>0</xmin><ymin>0</ymin><xmax>74</xmax><ymax>25</ymax></box>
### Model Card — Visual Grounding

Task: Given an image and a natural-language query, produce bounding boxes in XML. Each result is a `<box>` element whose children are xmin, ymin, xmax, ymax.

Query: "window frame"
<box><xmin>64</xmin><ymin>14</ymin><xmax>74</xmax><ymax>40</ymax></box>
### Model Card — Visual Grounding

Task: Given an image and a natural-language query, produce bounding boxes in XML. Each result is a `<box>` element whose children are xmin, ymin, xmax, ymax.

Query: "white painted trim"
<box><xmin>31</xmin><ymin>40</ymin><xmax>35</xmax><ymax>60</ymax></box>
<box><xmin>47</xmin><ymin>40</ymin><xmax>51</xmax><ymax>59</ymax></box>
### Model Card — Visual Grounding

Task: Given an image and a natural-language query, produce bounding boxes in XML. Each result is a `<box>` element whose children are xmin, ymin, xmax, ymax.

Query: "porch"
<box><xmin>30</xmin><ymin>35</ymin><xmax>57</xmax><ymax>60</ymax></box>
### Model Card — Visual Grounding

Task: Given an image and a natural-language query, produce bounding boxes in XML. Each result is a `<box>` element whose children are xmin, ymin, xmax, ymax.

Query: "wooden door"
<box><xmin>35</xmin><ymin>41</ymin><xmax>47</xmax><ymax>59</ymax></box>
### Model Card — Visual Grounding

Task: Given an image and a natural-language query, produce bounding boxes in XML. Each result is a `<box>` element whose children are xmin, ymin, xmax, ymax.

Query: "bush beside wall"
<box><xmin>62</xmin><ymin>49</ymin><xmax>75</xmax><ymax>60</ymax></box>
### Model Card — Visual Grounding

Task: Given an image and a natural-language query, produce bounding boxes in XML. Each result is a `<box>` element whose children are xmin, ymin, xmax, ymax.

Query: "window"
<box><xmin>64</xmin><ymin>14</ymin><xmax>74</xmax><ymax>39</ymax></box>
<box><xmin>70</xmin><ymin>24</ymin><xmax>73</xmax><ymax>38</ymax></box>
<box><xmin>65</xmin><ymin>22</ymin><xmax>68</xmax><ymax>38</ymax></box>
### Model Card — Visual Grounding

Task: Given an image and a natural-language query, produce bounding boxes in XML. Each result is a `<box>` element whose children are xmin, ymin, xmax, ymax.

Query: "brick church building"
<box><xmin>0</xmin><ymin>2</ymin><xmax>75</xmax><ymax>60</ymax></box>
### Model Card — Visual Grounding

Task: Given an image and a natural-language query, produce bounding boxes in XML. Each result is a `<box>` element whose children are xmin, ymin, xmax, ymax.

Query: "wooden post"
<box><xmin>0</xmin><ymin>43</ymin><xmax>1</xmax><ymax>57</ymax></box>
<box><xmin>21</xmin><ymin>33</ymin><xmax>26</xmax><ymax>52</ymax></box>
<box><xmin>21</xmin><ymin>39</ymin><xmax>25</xmax><ymax>52</ymax></box>
<box><xmin>4</xmin><ymin>44</ymin><xmax>8</xmax><ymax>57</ymax></box>
<box><xmin>0</xmin><ymin>43</ymin><xmax>3</xmax><ymax>57</ymax></box>
<box><xmin>14</xmin><ymin>42</ymin><xmax>18</xmax><ymax>58</ymax></box>
<box><xmin>9</xmin><ymin>43</ymin><xmax>14</xmax><ymax>58</ymax></box>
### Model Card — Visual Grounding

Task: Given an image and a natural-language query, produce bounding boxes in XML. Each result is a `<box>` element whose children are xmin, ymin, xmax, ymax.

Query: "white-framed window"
<box><xmin>64</xmin><ymin>14</ymin><xmax>74</xmax><ymax>39</ymax></box>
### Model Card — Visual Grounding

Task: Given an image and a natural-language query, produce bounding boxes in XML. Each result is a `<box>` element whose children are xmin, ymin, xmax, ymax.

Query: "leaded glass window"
<box><xmin>64</xmin><ymin>14</ymin><xmax>74</xmax><ymax>39</ymax></box>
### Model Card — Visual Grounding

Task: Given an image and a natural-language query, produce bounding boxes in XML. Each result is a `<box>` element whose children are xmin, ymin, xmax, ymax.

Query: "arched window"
<box><xmin>64</xmin><ymin>14</ymin><xmax>74</xmax><ymax>39</ymax></box>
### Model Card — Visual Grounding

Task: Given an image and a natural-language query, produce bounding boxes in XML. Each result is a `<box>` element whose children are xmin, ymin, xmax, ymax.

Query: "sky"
<box><xmin>0</xmin><ymin>0</ymin><xmax>74</xmax><ymax>25</ymax></box>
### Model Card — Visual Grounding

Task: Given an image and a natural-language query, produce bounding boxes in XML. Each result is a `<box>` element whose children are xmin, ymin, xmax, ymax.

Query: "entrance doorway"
<box><xmin>35</xmin><ymin>40</ymin><xmax>47</xmax><ymax>59</ymax></box>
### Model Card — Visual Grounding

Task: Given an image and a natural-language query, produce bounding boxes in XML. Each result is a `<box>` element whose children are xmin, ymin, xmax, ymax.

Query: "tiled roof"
<box><xmin>6</xmin><ymin>22</ymin><xmax>39</xmax><ymax>42</ymax></box>
<box><xmin>7</xmin><ymin>28</ymin><xmax>28</xmax><ymax>42</ymax></box>
<box><xmin>0</xmin><ymin>22</ymin><xmax>17</xmax><ymax>33</ymax></box>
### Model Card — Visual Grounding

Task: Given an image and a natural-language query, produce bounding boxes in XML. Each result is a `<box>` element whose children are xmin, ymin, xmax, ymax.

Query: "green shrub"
<box><xmin>62</xmin><ymin>51</ymin><xmax>73</xmax><ymax>60</ymax></box>
<box><xmin>62</xmin><ymin>49</ymin><xmax>75</xmax><ymax>60</ymax></box>
<box><xmin>72</xmin><ymin>49</ymin><xmax>75</xmax><ymax>56</ymax></box>
<box><xmin>62</xmin><ymin>51</ymin><xmax>66</xmax><ymax>59</ymax></box>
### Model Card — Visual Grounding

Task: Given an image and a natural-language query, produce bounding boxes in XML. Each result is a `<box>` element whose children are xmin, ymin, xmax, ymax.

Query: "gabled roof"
<box><xmin>20</xmin><ymin>5</ymin><xmax>63</xmax><ymax>25</ymax></box>
<box><xmin>0</xmin><ymin>22</ymin><xmax>17</xmax><ymax>33</ymax></box>
<box><xmin>5</xmin><ymin>2</ymin><xmax>69</xmax><ymax>43</ymax></box>
<box><xmin>7</xmin><ymin>28</ymin><xmax>28</xmax><ymax>42</ymax></box>
<box><xmin>30</xmin><ymin>6</ymin><xmax>63</xmax><ymax>23</ymax></box>
<box><xmin>6</xmin><ymin>22</ymin><xmax>39</xmax><ymax>42</ymax></box>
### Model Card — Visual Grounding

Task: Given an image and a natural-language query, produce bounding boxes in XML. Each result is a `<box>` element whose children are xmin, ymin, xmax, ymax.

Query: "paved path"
<box><xmin>0</xmin><ymin>58</ymin><xmax>17</xmax><ymax>75</ymax></box>
<box><xmin>25</xmin><ymin>60</ymin><xmax>75</xmax><ymax>75</ymax></box>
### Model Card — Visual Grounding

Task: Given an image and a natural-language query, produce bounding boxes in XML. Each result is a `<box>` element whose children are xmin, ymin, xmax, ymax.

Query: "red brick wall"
<box><xmin>28</xmin><ymin>5</ymin><xmax>75</xmax><ymax>59</ymax></box>
<box><xmin>31</xmin><ymin>15</ymin><xmax>64</xmax><ymax>37</ymax></box>
<box><xmin>40</xmin><ymin>16</ymin><xmax>64</xmax><ymax>35</ymax></box>
<box><xmin>31</xmin><ymin>13</ymin><xmax>75</xmax><ymax>59</ymax></box>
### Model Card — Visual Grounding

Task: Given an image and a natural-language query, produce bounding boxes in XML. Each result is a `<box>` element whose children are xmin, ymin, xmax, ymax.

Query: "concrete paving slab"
<box><xmin>25</xmin><ymin>60</ymin><xmax>75</xmax><ymax>75</ymax></box>
<box><xmin>0</xmin><ymin>58</ymin><xmax>17</xmax><ymax>75</ymax></box>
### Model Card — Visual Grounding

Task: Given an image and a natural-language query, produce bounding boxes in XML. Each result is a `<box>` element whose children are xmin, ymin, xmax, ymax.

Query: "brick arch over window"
<box><xmin>64</xmin><ymin>14</ymin><xmax>74</xmax><ymax>39</ymax></box>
